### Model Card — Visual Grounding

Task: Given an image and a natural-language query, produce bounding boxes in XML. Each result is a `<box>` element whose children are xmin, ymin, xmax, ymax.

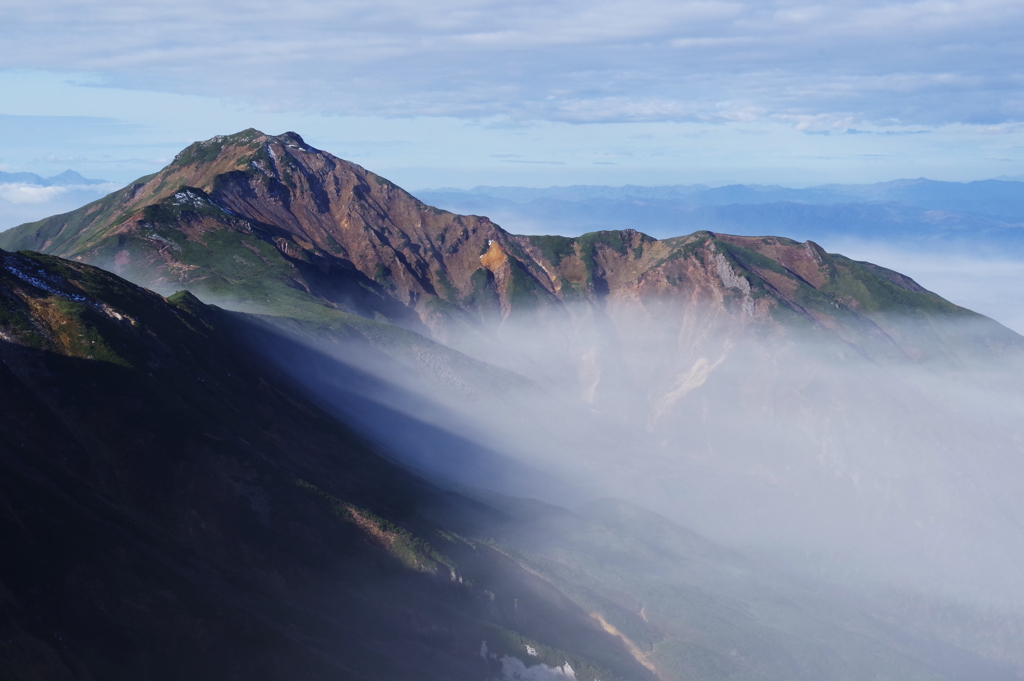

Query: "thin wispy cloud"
<box><xmin>0</xmin><ymin>183</ymin><xmax>75</xmax><ymax>204</ymax></box>
<box><xmin>1</xmin><ymin>0</ymin><xmax>1021</xmax><ymax>127</ymax></box>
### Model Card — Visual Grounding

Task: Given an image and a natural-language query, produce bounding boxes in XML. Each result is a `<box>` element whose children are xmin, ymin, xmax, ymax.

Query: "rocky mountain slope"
<box><xmin>0</xmin><ymin>129</ymin><xmax>998</xmax><ymax>356</ymax></box>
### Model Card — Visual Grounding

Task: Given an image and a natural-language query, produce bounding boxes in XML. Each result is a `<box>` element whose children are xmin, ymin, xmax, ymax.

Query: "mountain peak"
<box><xmin>278</xmin><ymin>130</ymin><xmax>308</xmax><ymax>146</ymax></box>
<box><xmin>0</xmin><ymin>169</ymin><xmax>107</xmax><ymax>186</ymax></box>
<box><xmin>0</xmin><ymin>129</ymin><xmax>1002</xmax><ymax>369</ymax></box>
<box><xmin>46</xmin><ymin>169</ymin><xmax>105</xmax><ymax>186</ymax></box>
<box><xmin>171</xmin><ymin>128</ymin><xmax>267</xmax><ymax>167</ymax></box>
<box><xmin>170</xmin><ymin>129</ymin><xmax>318</xmax><ymax>169</ymax></box>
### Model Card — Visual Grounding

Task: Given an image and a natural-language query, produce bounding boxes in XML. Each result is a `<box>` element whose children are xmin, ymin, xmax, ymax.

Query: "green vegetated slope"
<box><xmin>0</xmin><ymin>248</ymin><xmax>655</xmax><ymax>681</ymax></box>
<box><xmin>515</xmin><ymin>228</ymin><xmax>1018</xmax><ymax>361</ymax></box>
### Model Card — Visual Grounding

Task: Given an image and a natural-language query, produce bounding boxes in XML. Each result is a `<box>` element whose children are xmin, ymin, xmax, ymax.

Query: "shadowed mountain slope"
<box><xmin>0</xmin><ymin>247</ymin><xmax>662</xmax><ymax>681</ymax></box>
<box><xmin>3</xmin><ymin>247</ymin><xmax>1011</xmax><ymax>680</ymax></box>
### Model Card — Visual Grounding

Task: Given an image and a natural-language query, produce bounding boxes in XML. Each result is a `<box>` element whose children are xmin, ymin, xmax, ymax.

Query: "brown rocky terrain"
<box><xmin>0</xmin><ymin>130</ymin><xmax>992</xmax><ymax>342</ymax></box>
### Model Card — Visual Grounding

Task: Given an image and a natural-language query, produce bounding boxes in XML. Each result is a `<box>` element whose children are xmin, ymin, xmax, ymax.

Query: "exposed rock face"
<box><xmin>0</xmin><ymin>130</ymin><xmax>510</xmax><ymax>332</ymax></box>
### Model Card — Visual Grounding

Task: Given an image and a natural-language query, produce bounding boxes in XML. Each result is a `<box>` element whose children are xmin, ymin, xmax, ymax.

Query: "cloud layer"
<box><xmin>2</xmin><ymin>0</ymin><xmax>1022</xmax><ymax>126</ymax></box>
<box><xmin>0</xmin><ymin>182</ymin><xmax>117</xmax><ymax>230</ymax></box>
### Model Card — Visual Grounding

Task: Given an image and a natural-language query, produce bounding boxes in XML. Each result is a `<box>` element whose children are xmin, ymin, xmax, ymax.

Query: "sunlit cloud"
<box><xmin>0</xmin><ymin>181</ymin><xmax>117</xmax><ymax>205</ymax></box>
<box><xmin>0</xmin><ymin>183</ymin><xmax>70</xmax><ymax>204</ymax></box>
<box><xmin>0</xmin><ymin>180</ymin><xmax>118</xmax><ymax>229</ymax></box>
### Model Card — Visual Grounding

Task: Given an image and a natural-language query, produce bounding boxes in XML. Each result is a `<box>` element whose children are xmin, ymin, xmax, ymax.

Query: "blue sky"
<box><xmin>1</xmin><ymin>0</ymin><xmax>1022</xmax><ymax>190</ymax></box>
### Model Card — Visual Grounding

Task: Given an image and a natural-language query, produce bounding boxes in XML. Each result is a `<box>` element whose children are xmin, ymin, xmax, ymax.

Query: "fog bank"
<box><xmin>237</xmin><ymin>297</ymin><xmax>1024</xmax><ymax>618</ymax></box>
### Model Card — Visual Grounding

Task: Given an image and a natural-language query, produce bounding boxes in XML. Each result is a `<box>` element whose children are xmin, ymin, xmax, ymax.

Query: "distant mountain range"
<box><xmin>419</xmin><ymin>178</ymin><xmax>1024</xmax><ymax>213</ymax></box>
<box><xmin>3</xmin><ymin>130</ymin><xmax>1024</xmax><ymax>680</ymax></box>
<box><xmin>414</xmin><ymin>179</ymin><xmax>1024</xmax><ymax>253</ymax></box>
<box><xmin>0</xmin><ymin>169</ymin><xmax>108</xmax><ymax>187</ymax></box>
<box><xmin>0</xmin><ymin>170</ymin><xmax>114</xmax><ymax>233</ymax></box>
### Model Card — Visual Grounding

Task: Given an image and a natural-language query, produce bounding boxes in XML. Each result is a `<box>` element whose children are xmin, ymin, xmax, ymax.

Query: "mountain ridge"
<box><xmin>412</xmin><ymin>180</ymin><xmax>1024</xmax><ymax>264</ymax></box>
<box><xmin>415</xmin><ymin>177</ymin><xmax>1024</xmax><ymax>212</ymax></box>
<box><xmin>0</xmin><ymin>169</ymin><xmax>108</xmax><ymax>187</ymax></box>
<box><xmin>0</xmin><ymin>128</ymin><xmax>1009</xmax><ymax>371</ymax></box>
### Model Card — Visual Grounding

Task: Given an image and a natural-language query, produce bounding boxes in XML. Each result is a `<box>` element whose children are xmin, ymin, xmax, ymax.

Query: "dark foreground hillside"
<box><xmin>0</xmin><ymin>248</ymin><xmax>658</xmax><ymax>681</ymax></box>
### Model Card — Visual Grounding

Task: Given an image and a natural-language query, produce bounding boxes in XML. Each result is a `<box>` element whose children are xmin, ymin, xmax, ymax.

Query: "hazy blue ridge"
<box><xmin>413</xmin><ymin>179</ymin><xmax>1024</xmax><ymax>252</ymax></box>
<box><xmin>416</xmin><ymin>178</ymin><xmax>1024</xmax><ymax>213</ymax></box>
<box><xmin>0</xmin><ymin>169</ymin><xmax>108</xmax><ymax>186</ymax></box>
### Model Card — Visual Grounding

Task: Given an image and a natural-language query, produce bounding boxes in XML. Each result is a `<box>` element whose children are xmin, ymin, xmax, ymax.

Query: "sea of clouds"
<box><xmin>0</xmin><ymin>179</ymin><xmax>118</xmax><ymax>231</ymax></box>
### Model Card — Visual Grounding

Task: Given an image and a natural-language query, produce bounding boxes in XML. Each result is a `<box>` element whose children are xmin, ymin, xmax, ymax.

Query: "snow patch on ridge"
<box><xmin>3</xmin><ymin>261</ymin><xmax>86</xmax><ymax>302</ymax></box>
<box><xmin>2</xmin><ymin>254</ymin><xmax>137</xmax><ymax>325</ymax></box>
<box><xmin>170</xmin><ymin>189</ymin><xmax>210</xmax><ymax>208</ymax></box>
